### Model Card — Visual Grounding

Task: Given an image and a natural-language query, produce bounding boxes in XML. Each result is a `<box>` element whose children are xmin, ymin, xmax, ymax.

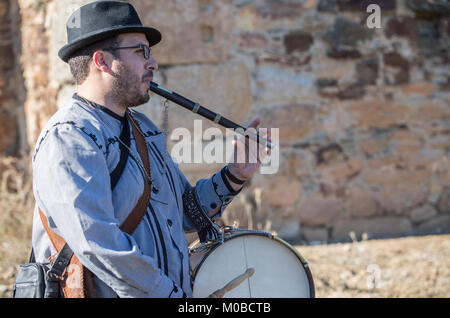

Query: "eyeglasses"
<box><xmin>103</xmin><ymin>44</ymin><xmax>152</xmax><ymax>59</ymax></box>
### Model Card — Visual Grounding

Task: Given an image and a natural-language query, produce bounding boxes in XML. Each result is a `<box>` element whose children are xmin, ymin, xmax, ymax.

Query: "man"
<box><xmin>31</xmin><ymin>1</ymin><xmax>270</xmax><ymax>298</ymax></box>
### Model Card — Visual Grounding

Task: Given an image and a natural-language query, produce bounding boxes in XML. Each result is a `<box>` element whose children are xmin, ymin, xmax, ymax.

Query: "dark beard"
<box><xmin>109</xmin><ymin>63</ymin><xmax>149</xmax><ymax>108</ymax></box>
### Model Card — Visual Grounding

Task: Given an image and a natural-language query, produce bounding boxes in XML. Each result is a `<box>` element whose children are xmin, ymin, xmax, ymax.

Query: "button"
<box><xmin>210</xmin><ymin>202</ymin><xmax>217</xmax><ymax>209</ymax></box>
<box><xmin>167</xmin><ymin>219</ymin><xmax>173</xmax><ymax>227</ymax></box>
<box><xmin>152</xmin><ymin>186</ymin><xmax>159</xmax><ymax>194</ymax></box>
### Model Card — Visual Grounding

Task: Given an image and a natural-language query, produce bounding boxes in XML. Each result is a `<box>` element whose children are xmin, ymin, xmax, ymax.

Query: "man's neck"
<box><xmin>76</xmin><ymin>87</ymin><xmax>126</xmax><ymax>117</ymax></box>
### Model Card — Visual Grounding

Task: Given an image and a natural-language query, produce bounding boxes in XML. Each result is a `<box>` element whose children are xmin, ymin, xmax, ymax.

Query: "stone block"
<box><xmin>409</xmin><ymin>205</ymin><xmax>438</xmax><ymax>224</ymax></box>
<box><xmin>298</xmin><ymin>195</ymin><xmax>345</xmax><ymax>227</ymax></box>
<box><xmin>0</xmin><ymin>1</ymin><xmax>9</xmax><ymax>18</ymax></box>
<box><xmin>321</xmin><ymin>0</ymin><xmax>397</xmax><ymax>12</ymax></box>
<box><xmin>302</xmin><ymin>226</ymin><xmax>328</xmax><ymax>243</ymax></box>
<box><xmin>419</xmin><ymin>100</ymin><xmax>450</xmax><ymax>121</ymax></box>
<box><xmin>365</xmin><ymin>168</ymin><xmax>430</xmax><ymax>215</ymax></box>
<box><xmin>332</xmin><ymin>217</ymin><xmax>413</xmax><ymax>242</ymax></box>
<box><xmin>274</xmin><ymin>220</ymin><xmax>301</xmax><ymax>242</ymax></box>
<box><xmin>158</xmin><ymin>62</ymin><xmax>253</xmax><ymax>133</ymax></box>
<box><xmin>261</xmin><ymin>176</ymin><xmax>301</xmax><ymax>207</ymax></box>
<box><xmin>253</xmin><ymin>65</ymin><xmax>316</xmax><ymax>105</ymax></box>
<box><xmin>257</xmin><ymin>102</ymin><xmax>317</xmax><ymax>142</ymax></box>
<box><xmin>0</xmin><ymin>44</ymin><xmax>14</xmax><ymax>72</ymax></box>
<box><xmin>130</xmin><ymin>0</ymin><xmax>233</xmax><ymax>65</ymax></box>
<box><xmin>314</xmin><ymin>56</ymin><xmax>355</xmax><ymax>78</ymax></box>
<box><xmin>238</xmin><ymin>31</ymin><xmax>268</xmax><ymax>51</ymax></box>
<box><xmin>356</xmin><ymin>58</ymin><xmax>379</xmax><ymax>86</ymax></box>
<box><xmin>320</xmin><ymin>158</ymin><xmax>363</xmax><ymax>183</ymax></box>
<box><xmin>368</xmin><ymin>155</ymin><xmax>404</xmax><ymax>169</ymax></box>
<box><xmin>317</xmin><ymin>0</ymin><xmax>338</xmax><ymax>12</ymax></box>
<box><xmin>284</xmin><ymin>30</ymin><xmax>314</xmax><ymax>54</ymax></box>
<box><xmin>256</xmin><ymin>53</ymin><xmax>312</xmax><ymax>68</ymax></box>
<box><xmin>317</xmin><ymin>78</ymin><xmax>339</xmax><ymax>98</ymax></box>
<box><xmin>385</xmin><ymin>16</ymin><xmax>418</xmax><ymax>40</ymax></box>
<box><xmin>338</xmin><ymin>0</ymin><xmax>396</xmax><ymax>11</ymax></box>
<box><xmin>401</xmin><ymin>82</ymin><xmax>434</xmax><ymax>97</ymax></box>
<box><xmin>347</xmin><ymin>100</ymin><xmax>414</xmax><ymax>129</ymax></box>
<box><xmin>282</xmin><ymin>151</ymin><xmax>315</xmax><ymax>179</ymax></box>
<box><xmin>345</xmin><ymin>186</ymin><xmax>380</xmax><ymax>217</ymax></box>
<box><xmin>360</xmin><ymin>136</ymin><xmax>389</xmax><ymax>156</ymax></box>
<box><xmin>384</xmin><ymin>52</ymin><xmax>410</xmax><ymax>85</ymax></box>
<box><xmin>0</xmin><ymin>111</ymin><xmax>18</xmax><ymax>155</ymax></box>
<box><xmin>406</xmin><ymin>0</ymin><xmax>450</xmax><ymax>17</ymax></box>
<box><xmin>337</xmin><ymin>82</ymin><xmax>366</xmax><ymax>100</ymax></box>
<box><xmin>235</xmin><ymin>7</ymin><xmax>259</xmax><ymax>30</ymax></box>
<box><xmin>414</xmin><ymin>214</ymin><xmax>450</xmax><ymax>236</ymax></box>
<box><xmin>256</xmin><ymin>1</ymin><xmax>304</xmax><ymax>22</ymax></box>
<box><xmin>315</xmin><ymin>143</ymin><xmax>346</xmax><ymax>166</ymax></box>
<box><xmin>437</xmin><ymin>186</ymin><xmax>450</xmax><ymax>213</ymax></box>
<box><xmin>322</xmin><ymin>17</ymin><xmax>374</xmax><ymax>58</ymax></box>
<box><xmin>327</xmin><ymin>48</ymin><xmax>362</xmax><ymax>59</ymax></box>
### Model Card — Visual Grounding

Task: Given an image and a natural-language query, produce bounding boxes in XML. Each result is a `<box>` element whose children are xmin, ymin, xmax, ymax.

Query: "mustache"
<box><xmin>142</xmin><ymin>71</ymin><xmax>153</xmax><ymax>80</ymax></box>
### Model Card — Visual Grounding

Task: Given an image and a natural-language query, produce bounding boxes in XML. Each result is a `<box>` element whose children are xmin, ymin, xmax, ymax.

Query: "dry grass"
<box><xmin>297</xmin><ymin>234</ymin><xmax>450</xmax><ymax>298</ymax></box>
<box><xmin>0</xmin><ymin>156</ymin><xmax>35</xmax><ymax>297</ymax></box>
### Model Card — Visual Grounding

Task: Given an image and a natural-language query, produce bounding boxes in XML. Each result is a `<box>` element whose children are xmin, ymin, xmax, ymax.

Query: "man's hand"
<box><xmin>226</xmin><ymin>117</ymin><xmax>272</xmax><ymax>187</ymax></box>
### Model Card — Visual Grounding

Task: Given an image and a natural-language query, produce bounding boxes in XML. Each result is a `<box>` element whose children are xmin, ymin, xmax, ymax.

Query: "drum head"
<box><xmin>192</xmin><ymin>234</ymin><xmax>313</xmax><ymax>298</ymax></box>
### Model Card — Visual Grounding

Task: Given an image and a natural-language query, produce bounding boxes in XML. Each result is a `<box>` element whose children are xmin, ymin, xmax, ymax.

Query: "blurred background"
<box><xmin>0</xmin><ymin>0</ymin><xmax>448</xmax><ymax>297</ymax></box>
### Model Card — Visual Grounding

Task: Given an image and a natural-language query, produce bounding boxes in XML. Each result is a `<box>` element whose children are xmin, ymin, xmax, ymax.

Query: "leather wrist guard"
<box><xmin>182</xmin><ymin>187</ymin><xmax>220</xmax><ymax>243</ymax></box>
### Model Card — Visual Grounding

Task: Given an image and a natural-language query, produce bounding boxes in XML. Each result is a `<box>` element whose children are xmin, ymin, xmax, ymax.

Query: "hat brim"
<box><xmin>58</xmin><ymin>25</ymin><xmax>161</xmax><ymax>62</ymax></box>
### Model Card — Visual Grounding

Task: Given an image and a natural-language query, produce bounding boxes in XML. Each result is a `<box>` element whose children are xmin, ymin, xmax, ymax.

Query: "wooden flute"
<box><xmin>149</xmin><ymin>81</ymin><xmax>274</xmax><ymax>149</ymax></box>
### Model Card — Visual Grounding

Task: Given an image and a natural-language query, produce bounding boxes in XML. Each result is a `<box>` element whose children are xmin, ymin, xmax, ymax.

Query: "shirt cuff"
<box><xmin>195</xmin><ymin>167</ymin><xmax>242</xmax><ymax>219</ymax></box>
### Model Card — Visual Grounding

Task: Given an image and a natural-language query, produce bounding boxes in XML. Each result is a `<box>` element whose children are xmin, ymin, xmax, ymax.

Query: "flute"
<box><xmin>149</xmin><ymin>81</ymin><xmax>274</xmax><ymax>149</ymax></box>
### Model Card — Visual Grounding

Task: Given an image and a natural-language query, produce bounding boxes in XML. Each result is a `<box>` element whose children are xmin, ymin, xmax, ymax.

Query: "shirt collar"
<box><xmin>73</xmin><ymin>93</ymin><xmax>126</xmax><ymax>122</ymax></box>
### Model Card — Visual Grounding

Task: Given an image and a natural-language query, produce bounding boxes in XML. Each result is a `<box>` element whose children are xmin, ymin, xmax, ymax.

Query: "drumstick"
<box><xmin>207</xmin><ymin>268</ymin><xmax>255</xmax><ymax>298</ymax></box>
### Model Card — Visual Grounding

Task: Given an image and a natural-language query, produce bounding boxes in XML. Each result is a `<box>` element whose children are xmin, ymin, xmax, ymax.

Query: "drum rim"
<box><xmin>190</xmin><ymin>230</ymin><xmax>315</xmax><ymax>298</ymax></box>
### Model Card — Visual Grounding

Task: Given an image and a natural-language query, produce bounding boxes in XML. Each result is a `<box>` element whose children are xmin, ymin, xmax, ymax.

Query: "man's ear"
<box><xmin>92</xmin><ymin>50</ymin><xmax>114</xmax><ymax>75</ymax></box>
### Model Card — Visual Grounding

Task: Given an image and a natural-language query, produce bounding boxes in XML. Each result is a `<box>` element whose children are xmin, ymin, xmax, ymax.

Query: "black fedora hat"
<box><xmin>58</xmin><ymin>1</ymin><xmax>161</xmax><ymax>62</ymax></box>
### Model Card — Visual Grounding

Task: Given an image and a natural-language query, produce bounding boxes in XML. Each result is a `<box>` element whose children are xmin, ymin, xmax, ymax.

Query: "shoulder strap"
<box><xmin>109</xmin><ymin>117</ymin><xmax>130</xmax><ymax>190</ymax></box>
<box><xmin>119</xmin><ymin>112</ymin><xmax>152</xmax><ymax>234</ymax></box>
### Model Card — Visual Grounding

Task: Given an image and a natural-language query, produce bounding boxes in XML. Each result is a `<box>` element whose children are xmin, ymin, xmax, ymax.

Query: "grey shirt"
<box><xmin>31</xmin><ymin>96</ymin><xmax>240</xmax><ymax>298</ymax></box>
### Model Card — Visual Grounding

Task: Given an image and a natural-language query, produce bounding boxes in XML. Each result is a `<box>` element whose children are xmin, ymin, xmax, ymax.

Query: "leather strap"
<box><xmin>38</xmin><ymin>207</ymin><xmax>89</xmax><ymax>298</ymax></box>
<box><xmin>38</xmin><ymin>111</ymin><xmax>152</xmax><ymax>297</ymax></box>
<box><xmin>119</xmin><ymin>112</ymin><xmax>152</xmax><ymax>234</ymax></box>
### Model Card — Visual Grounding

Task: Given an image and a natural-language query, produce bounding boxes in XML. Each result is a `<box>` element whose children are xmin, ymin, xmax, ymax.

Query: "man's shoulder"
<box><xmin>46</xmin><ymin>105</ymin><xmax>105</xmax><ymax>138</ymax></box>
<box><xmin>33</xmin><ymin>100</ymin><xmax>109</xmax><ymax>158</ymax></box>
<box><xmin>46</xmin><ymin>99</ymin><xmax>105</xmax><ymax>132</ymax></box>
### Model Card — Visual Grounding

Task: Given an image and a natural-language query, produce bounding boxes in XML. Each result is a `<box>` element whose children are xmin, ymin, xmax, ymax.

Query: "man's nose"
<box><xmin>146</xmin><ymin>56</ymin><xmax>158</xmax><ymax>71</ymax></box>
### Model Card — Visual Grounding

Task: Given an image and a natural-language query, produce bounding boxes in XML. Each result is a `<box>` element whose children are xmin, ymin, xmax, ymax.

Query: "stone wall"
<box><xmin>0</xmin><ymin>0</ymin><xmax>27</xmax><ymax>157</ymax></box>
<box><xmin>7</xmin><ymin>0</ymin><xmax>450</xmax><ymax>244</ymax></box>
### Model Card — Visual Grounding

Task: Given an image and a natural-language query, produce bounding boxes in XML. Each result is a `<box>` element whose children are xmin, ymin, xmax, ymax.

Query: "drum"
<box><xmin>189</xmin><ymin>228</ymin><xmax>315</xmax><ymax>298</ymax></box>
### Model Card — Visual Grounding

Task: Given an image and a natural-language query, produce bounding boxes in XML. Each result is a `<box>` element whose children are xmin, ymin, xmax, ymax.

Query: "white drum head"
<box><xmin>192</xmin><ymin>234</ymin><xmax>312</xmax><ymax>298</ymax></box>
